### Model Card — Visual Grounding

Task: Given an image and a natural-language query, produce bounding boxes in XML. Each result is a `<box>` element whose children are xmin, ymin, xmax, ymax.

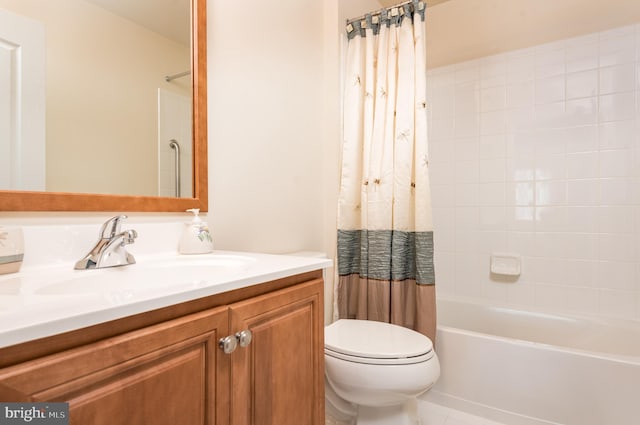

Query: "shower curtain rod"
<box><xmin>346</xmin><ymin>0</ymin><xmax>423</xmax><ymax>25</ymax></box>
<box><xmin>165</xmin><ymin>70</ymin><xmax>191</xmax><ymax>82</ymax></box>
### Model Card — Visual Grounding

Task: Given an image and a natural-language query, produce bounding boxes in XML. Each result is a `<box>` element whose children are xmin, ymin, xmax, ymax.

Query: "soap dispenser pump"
<box><xmin>179</xmin><ymin>209</ymin><xmax>214</xmax><ymax>254</ymax></box>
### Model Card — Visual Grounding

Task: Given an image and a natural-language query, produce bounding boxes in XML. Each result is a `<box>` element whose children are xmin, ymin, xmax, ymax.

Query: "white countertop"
<box><xmin>0</xmin><ymin>250</ymin><xmax>331</xmax><ymax>348</ymax></box>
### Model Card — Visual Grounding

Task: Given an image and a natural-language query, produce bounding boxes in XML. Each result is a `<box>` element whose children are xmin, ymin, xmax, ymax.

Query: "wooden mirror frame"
<box><xmin>0</xmin><ymin>0</ymin><xmax>207</xmax><ymax>212</ymax></box>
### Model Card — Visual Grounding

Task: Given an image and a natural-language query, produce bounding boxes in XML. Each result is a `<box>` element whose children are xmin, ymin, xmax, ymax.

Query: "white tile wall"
<box><xmin>427</xmin><ymin>23</ymin><xmax>640</xmax><ymax>321</ymax></box>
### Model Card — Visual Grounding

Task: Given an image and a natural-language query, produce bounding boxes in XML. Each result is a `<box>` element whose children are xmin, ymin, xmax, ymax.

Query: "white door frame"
<box><xmin>0</xmin><ymin>7</ymin><xmax>45</xmax><ymax>191</ymax></box>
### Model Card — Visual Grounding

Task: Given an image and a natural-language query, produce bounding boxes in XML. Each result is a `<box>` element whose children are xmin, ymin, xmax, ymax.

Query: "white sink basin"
<box><xmin>34</xmin><ymin>254</ymin><xmax>256</xmax><ymax>297</ymax></box>
<box><xmin>0</xmin><ymin>250</ymin><xmax>331</xmax><ymax>349</ymax></box>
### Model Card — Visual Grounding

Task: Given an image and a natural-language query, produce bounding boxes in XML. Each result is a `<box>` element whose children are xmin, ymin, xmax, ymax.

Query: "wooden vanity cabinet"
<box><xmin>0</xmin><ymin>274</ymin><xmax>325</xmax><ymax>425</ymax></box>
<box><xmin>230</xmin><ymin>279</ymin><xmax>325</xmax><ymax>425</ymax></box>
<box><xmin>0</xmin><ymin>306</ymin><xmax>230</xmax><ymax>424</ymax></box>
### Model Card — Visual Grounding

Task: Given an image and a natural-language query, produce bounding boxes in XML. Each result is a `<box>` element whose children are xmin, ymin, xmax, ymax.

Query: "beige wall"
<box><xmin>339</xmin><ymin>0</ymin><xmax>383</xmax><ymax>24</ymax></box>
<box><xmin>207</xmin><ymin>0</ymin><xmax>327</xmax><ymax>255</ymax></box>
<box><xmin>426</xmin><ymin>0</ymin><xmax>640</xmax><ymax>68</ymax></box>
<box><xmin>0</xmin><ymin>0</ymin><xmax>190</xmax><ymax>196</ymax></box>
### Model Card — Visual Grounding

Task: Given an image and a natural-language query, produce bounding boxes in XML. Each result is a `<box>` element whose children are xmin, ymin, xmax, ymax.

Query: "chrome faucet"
<box><xmin>74</xmin><ymin>215</ymin><xmax>138</xmax><ymax>270</ymax></box>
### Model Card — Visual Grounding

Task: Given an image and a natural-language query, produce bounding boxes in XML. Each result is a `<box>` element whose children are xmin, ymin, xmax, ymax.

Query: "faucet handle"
<box><xmin>122</xmin><ymin>229</ymin><xmax>138</xmax><ymax>244</ymax></box>
<box><xmin>99</xmin><ymin>215</ymin><xmax>127</xmax><ymax>239</ymax></box>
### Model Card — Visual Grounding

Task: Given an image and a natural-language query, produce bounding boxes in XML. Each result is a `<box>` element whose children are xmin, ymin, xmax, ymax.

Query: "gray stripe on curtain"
<box><xmin>346</xmin><ymin>1</ymin><xmax>426</xmax><ymax>39</ymax></box>
<box><xmin>337</xmin><ymin>229</ymin><xmax>435</xmax><ymax>284</ymax></box>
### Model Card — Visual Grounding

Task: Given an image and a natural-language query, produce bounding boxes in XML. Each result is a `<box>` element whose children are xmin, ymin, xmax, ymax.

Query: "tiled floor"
<box><xmin>418</xmin><ymin>401</ymin><xmax>507</xmax><ymax>425</ymax></box>
<box><xmin>326</xmin><ymin>401</ymin><xmax>507</xmax><ymax>425</ymax></box>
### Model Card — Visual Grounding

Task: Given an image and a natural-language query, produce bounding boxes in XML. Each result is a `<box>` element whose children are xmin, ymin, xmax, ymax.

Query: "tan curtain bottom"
<box><xmin>336</xmin><ymin>274</ymin><xmax>437</xmax><ymax>344</ymax></box>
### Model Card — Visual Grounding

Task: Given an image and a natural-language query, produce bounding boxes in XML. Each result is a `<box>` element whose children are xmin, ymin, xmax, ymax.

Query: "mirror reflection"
<box><xmin>0</xmin><ymin>0</ymin><xmax>192</xmax><ymax>198</ymax></box>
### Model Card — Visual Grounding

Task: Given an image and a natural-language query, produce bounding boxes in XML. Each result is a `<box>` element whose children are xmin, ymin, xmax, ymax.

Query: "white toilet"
<box><xmin>324</xmin><ymin>319</ymin><xmax>440</xmax><ymax>425</ymax></box>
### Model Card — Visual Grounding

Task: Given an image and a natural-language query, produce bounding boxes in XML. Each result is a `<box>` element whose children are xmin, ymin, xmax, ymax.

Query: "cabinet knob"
<box><xmin>218</xmin><ymin>335</ymin><xmax>238</xmax><ymax>354</ymax></box>
<box><xmin>235</xmin><ymin>329</ymin><xmax>253</xmax><ymax>348</ymax></box>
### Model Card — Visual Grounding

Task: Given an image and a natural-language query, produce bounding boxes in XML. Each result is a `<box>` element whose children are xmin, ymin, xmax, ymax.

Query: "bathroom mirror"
<box><xmin>0</xmin><ymin>0</ymin><xmax>207</xmax><ymax>212</ymax></box>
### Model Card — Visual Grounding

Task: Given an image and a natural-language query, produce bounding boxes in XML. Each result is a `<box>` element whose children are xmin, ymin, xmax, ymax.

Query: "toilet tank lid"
<box><xmin>325</xmin><ymin>319</ymin><xmax>433</xmax><ymax>359</ymax></box>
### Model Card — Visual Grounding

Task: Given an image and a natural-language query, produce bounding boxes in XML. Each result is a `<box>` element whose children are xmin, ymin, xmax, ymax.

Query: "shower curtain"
<box><xmin>336</xmin><ymin>1</ymin><xmax>436</xmax><ymax>342</ymax></box>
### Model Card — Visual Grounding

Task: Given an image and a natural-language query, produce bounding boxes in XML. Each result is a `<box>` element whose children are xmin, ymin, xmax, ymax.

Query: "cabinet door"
<box><xmin>0</xmin><ymin>306</ymin><xmax>230</xmax><ymax>425</ymax></box>
<box><xmin>229</xmin><ymin>279</ymin><xmax>324</xmax><ymax>425</ymax></box>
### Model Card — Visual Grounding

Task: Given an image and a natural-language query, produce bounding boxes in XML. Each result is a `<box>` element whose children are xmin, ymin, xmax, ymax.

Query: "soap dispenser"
<box><xmin>179</xmin><ymin>209</ymin><xmax>214</xmax><ymax>254</ymax></box>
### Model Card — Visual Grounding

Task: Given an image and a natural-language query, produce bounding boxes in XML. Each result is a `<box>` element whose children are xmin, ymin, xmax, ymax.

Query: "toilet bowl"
<box><xmin>324</xmin><ymin>319</ymin><xmax>440</xmax><ymax>425</ymax></box>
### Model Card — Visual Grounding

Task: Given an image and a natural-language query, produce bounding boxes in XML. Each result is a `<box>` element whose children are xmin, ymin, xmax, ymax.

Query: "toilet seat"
<box><xmin>325</xmin><ymin>319</ymin><xmax>434</xmax><ymax>365</ymax></box>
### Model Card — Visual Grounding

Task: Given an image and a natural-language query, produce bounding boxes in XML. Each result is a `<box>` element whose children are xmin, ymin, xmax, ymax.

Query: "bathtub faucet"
<box><xmin>74</xmin><ymin>215</ymin><xmax>138</xmax><ymax>269</ymax></box>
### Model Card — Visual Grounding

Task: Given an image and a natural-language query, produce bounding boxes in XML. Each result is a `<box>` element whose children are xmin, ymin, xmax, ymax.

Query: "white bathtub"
<box><xmin>423</xmin><ymin>298</ymin><xmax>640</xmax><ymax>425</ymax></box>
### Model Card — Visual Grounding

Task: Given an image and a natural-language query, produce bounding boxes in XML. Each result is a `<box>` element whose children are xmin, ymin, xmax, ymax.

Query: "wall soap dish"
<box><xmin>490</xmin><ymin>253</ymin><xmax>521</xmax><ymax>277</ymax></box>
